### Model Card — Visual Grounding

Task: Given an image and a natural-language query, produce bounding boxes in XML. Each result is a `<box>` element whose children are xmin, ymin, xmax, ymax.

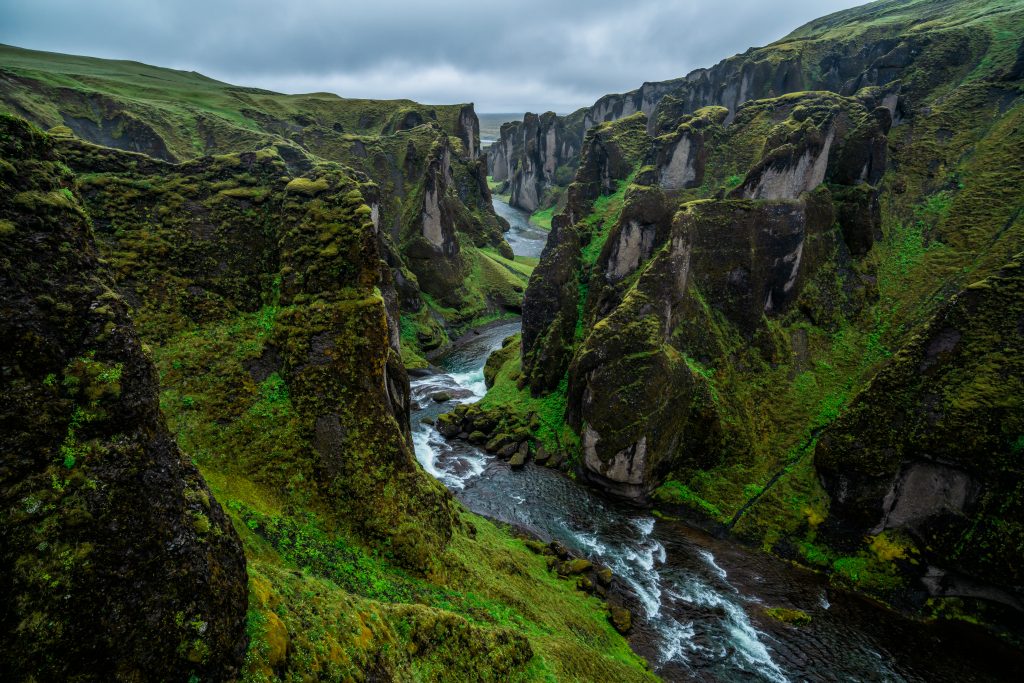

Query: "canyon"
<box><xmin>1</xmin><ymin>0</ymin><xmax>1023</xmax><ymax>680</ymax></box>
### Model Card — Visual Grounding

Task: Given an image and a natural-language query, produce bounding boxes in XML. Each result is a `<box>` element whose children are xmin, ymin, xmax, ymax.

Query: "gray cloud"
<box><xmin>0</xmin><ymin>0</ymin><xmax>866</xmax><ymax>112</ymax></box>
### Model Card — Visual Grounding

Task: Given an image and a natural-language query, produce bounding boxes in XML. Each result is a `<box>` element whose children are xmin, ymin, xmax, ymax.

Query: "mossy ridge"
<box><xmin>0</xmin><ymin>43</ymin><xmax>477</xmax><ymax>161</ymax></box>
<box><xmin>491</xmin><ymin>0</ymin><xmax>1024</xmax><ymax>226</ymax></box>
<box><xmin>61</xmin><ymin>130</ymin><xmax>456</xmax><ymax>570</ymax></box>
<box><xmin>0</xmin><ymin>44</ymin><xmax>520</xmax><ymax>368</ymax></box>
<box><xmin>157</xmin><ymin>311</ymin><xmax>650</xmax><ymax>680</ymax></box>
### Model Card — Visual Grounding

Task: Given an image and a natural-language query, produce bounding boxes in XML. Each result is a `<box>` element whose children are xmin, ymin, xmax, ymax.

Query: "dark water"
<box><xmin>408</xmin><ymin>207</ymin><xmax>1022</xmax><ymax>682</ymax></box>
<box><xmin>492</xmin><ymin>195</ymin><xmax>548</xmax><ymax>259</ymax></box>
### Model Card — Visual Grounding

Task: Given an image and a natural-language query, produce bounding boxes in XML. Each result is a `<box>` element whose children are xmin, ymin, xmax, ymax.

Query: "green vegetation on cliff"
<box><xmin>0</xmin><ymin>114</ymin><xmax>249</xmax><ymax>681</ymax></box>
<box><xmin>153</xmin><ymin>296</ymin><xmax>652</xmax><ymax>682</ymax></box>
<box><xmin>484</xmin><ymin>0</ymin><xmax>1024</xmax><ymax>634</ymax></box>
<box><xmin>0</xmin><ymin>112</ymin><xmax>653</xmax><ymax>680</ymax></box>
<box><xmin>0</xmin><ymin>43</ymin><xmax>522</xmax><ymax>369</ymax></box>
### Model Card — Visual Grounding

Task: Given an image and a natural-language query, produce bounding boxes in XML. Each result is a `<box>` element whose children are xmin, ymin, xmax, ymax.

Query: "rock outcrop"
<box><xmin>0</xmin><ymin>114</ymin><xmax>249</xmax><ymax>680</ymax></box>
<box><xmin>503</xmin><ymin>0</ymin><xmax>1024</xmax><ymax>630</ymax></box>
<box><xmin>486</xmin><ymin>0</ymin><xmax>962</xmax><ymax>214</ymax></box>
<box><xmin>0</xmin><ymin>46</ymin><xmax>519</xmax><ymax>358</ymax></box>
<box><xmin>524</xmin><ymin>93</ymin><xmax>889</xmax><ymax>443</ymax></box>
<box><xmin>815</xmin><ymin>255</ymin><xmax>1024</xmax><ymax>610</ymax></box>
<box><xmin>487</xmin><ymin>110</ymin><xmax>586</xmax><ymax>212</ymax></box>
<box><xmin>521</xmin><ymin>113</ymin><xmax>650</xmax><ymax>392</ymax></box>
<box><xmin>56</xmin><ymin>134</ymin><xmax>455</xmax><ymax>571</ymax></box>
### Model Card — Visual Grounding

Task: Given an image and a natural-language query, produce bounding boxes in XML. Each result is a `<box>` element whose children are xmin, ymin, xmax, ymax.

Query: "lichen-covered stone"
<box><xmin>609</xmin><ymin>606</ymin><xmax>632</xmax><ymax>634</ymax></box>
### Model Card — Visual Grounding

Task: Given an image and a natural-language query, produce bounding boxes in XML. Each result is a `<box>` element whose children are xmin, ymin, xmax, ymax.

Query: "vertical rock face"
<box><xmin>652</xmin><ymin>106</ymin><xmax>727</xmax><ymax>191</ymax></box>
<box><xmin>521</xmin><ymin>114</ymin><xmax>650</xmax><ymax>392</ymax></box>
<box><xmin>487</xmin><ymin>120</ymin><xmax>517</xmax><ymax>183</ymax></box>
<box><xmin>584</xmin><ymin>79</ymin><xmax>693</xmax><ymax>132</ymax></box>
<box><xmin>815</xmin><ymin>256</ymin><xmax>1024</xmax><ymax>607</ymax></box>
<box><xmin>0</xmin><ymin>115</ymin><xmax>249</xmax><ymax>679</ymax></box>
<box><xmin>520</xmin><ymin>213</ymin><xmax>582</xmax><ymax>392</ymax></box>
<box><xmin>456</xmin><ymin>104</ymin><xmax>480</xmax><ymax>160</ymax></box>
<box><xmin>489</xmin><ymin>0</ymin><xmax>943</xmax><ymax>214</ymax></box>
<box><xmin>487</xmin><ymin>110</ymin><xmax>586</xmax><ymax>212</ymax></box>
<box><xmin>273</xmin><ymin>170</ymin><xmax>454</xmax><ymax>571</ymax></box>
<box><xmin>522</xmin><ymin>92</ymin><xmax>890</xmax><ymax>498</ymax></box>
<box><xmin>402</xmin><ymin>136</ymin><xmax>470</xmax><ymax>305</ymax></box>
<box><xmin>54</xmin><ymin>132</ymin><xmax>456</xmax><ymax>572</ymax></box>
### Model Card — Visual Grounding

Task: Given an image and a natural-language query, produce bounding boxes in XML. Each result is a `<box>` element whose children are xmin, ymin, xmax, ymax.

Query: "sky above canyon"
<box><xmin>1</xmin><ymin>0</ymin><xmax>867</xmax><ymax>113</ymax></box>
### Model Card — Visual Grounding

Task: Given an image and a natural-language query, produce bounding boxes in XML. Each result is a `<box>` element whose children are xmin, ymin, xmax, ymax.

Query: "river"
<box><xmin>408</xmin><ymin>197</ymin><xmax>1021</xmax><ymax>682</ymax></box>
<box><xmin>491</xmin><ymin>193</ymin><xmax>548</xmax><ymax>258</ymax></box>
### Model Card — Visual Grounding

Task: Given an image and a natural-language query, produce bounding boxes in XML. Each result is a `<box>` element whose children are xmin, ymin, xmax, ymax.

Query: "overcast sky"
<box><xmin>1</xmin><ymin>0</ymin><xmax>868</xmax><ymax>113</ymax></box>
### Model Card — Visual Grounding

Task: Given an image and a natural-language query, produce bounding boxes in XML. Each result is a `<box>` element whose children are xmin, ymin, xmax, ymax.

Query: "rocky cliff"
<box><xmin>477</xmin><ymin>0</ymin><xmax>1024</xmax><ymax>632</ymax></box>
<box><xmin>486</xmin><ymin>109</ymin><xmax>586</xmax><ymax>212</ymax></box>
<box><xmin>0</xmin><ymin>44</ymin><xmax>524</xmax><ymax>365</ymax></box>
<box><xmin>816</xmin><ymin>255</ymin><xmax>1023</xmax><ymax>614</ymax></box>
<box><xmin>487</xmin><ymin>0</ymin><xmax>998</xmax><ymax>216</ymax></box>
<box><xmin>0</xmin><ymin>114</ymin><xmax>249</xmax><ymax>680</ymax></box>
<box><xmin>55</xmin><ymin>133</ymin><xmax>455</xmax><ymax>571</ymax></box>
<box><xmin>0</xmin><ymin>52</ymin><xmax>657</xmax><ymax>679</ymax></box>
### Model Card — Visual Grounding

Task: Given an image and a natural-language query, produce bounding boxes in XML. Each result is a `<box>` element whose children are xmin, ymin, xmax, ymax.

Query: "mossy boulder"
<box><xmin>558</xmin><ymin>558</ymin><xmax>593</xmax><ymax>576</ymax></box>
<box><xmin>763</xmin><ymin>607</ymin><xmax>812</xmax><ymax>626</ymax></box>
<box><xmin>609</xmin><ymin>606</ymin><xmax>632</xmax><ymax>634</ymax></box>
<box><xmin>484</xmin><ymin>333</ymin><xmax>520</xmax><ymax>388</ymax></box>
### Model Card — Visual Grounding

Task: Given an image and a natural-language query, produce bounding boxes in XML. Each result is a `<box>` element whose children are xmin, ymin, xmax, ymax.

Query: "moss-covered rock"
<box><xmin>0</xmin><ymin>114</ymin><xmax>248</xmax><ymax>680</ymax></box>
<box><xmin>816</xmin><ymin>255</ymin><xmax>1024</xmax><ymax>605</ymax></box>
<box><xmin>484</xmin><ymin>333</ymin><xmax>520</xmax><ymax>388</ymax></box>
<box><xmin>763</xmin><ymin>607</ymin><xmax>812</xmax><ymax>626</ymax></box>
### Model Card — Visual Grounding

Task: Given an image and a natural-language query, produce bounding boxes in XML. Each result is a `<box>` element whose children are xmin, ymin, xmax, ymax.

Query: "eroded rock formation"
<box><xmin>0</xmin><ymin>114</ymin><xmax>249</xmax><ymax>680</ymax></box>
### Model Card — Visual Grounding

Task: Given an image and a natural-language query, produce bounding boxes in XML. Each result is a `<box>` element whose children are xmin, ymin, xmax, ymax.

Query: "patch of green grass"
<box><xmin>530</xmin><ymin>205</ymin><xmax>555</xmax><ymax>230</ymax></box>
<box><xmin>477</xmin><ymin>355</ymin><xmax>577</xmax><ymax>456</ymax></box>
<box><xmin>652</xmin><ymin>479</ymin><xmax>724</xmax><ymax>519</ymax></box>
<box><xmin>580</xmin><ymin>175</ymin><xmax>633</xmax><ymax>267</ymax></box>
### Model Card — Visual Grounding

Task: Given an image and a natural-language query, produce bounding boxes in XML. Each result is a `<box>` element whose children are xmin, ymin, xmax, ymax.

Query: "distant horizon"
<box><xmin>1</xmin><ymin>0</ymin><xmax>866</xmax><ymax>114</ymax></box>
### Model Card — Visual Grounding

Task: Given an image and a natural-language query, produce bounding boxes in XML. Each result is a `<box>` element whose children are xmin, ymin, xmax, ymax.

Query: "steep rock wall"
<box><xmin>0</xmin><ymin>114</ymin><xmax>249</xmax><ymax>680</ymax></box>
<box><xmin>60</xmin><ymin>135</ymin><xmax>454</xmax><ymax>570</ymax></box>
<box><xmin>815</xmin><ymin>255</ymin><xmax>1024</xmax><ymax>610</ymax></box>
<box><xmin>486</xmin><ymin>0</ymin><xmax>989</xmax><ymax>213</ymax></box>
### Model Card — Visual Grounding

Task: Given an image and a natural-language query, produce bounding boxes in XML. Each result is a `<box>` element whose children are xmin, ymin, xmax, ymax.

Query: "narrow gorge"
<box><xmin>1</xmin><ymin>0</ymin><xmax>1023</xmax><ymax>681</ymax></box>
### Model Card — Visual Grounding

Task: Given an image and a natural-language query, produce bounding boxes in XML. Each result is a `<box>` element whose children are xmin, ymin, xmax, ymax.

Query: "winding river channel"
<box><xmin>409</xmin><ymin>197</ymin><xmax>1022</xmax><ymax>682</ymax></box>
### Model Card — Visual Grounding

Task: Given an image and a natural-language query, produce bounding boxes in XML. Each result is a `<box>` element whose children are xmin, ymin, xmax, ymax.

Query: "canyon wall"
<box><xmin>477</xmin><ymin>0</ymin><xmax>1024</xmax><ymax>629</ymax></box>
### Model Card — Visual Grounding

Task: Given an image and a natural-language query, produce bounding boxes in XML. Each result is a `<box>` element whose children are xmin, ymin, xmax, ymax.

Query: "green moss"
<box><xmin>284</xmin><ymin>176</ymin><xmax>329</xmax><ymax>196</ymax></box>
<box><xmin>763</xmin><ymin>607</ymin><xmax>812</xmax><ymax>626</ymax></box>
<box><xmin>580</xmin><ymin>174</ymin><xmax>633</xmax><ymax>268</ymax></box>
<box><xmin>652</xmin><ymin>479</ymin><xmax>724</xmax><ymax>519</ymax></box>
<box><xmin>476</xmin><ymin>353</ymin><xmax>578</xmax><ymax>456</ymax></box>
<box><xmin>219</xmin><ymin>186</ymin><xmax>270</xmax><ymax>202</ymax></box>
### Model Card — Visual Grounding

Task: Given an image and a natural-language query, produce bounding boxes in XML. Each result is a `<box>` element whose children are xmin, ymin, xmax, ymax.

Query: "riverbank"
<box><xmin>411</xmin><ymin>324</ymin><xmax>1024</xmax><ymax>682</ymax></box>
